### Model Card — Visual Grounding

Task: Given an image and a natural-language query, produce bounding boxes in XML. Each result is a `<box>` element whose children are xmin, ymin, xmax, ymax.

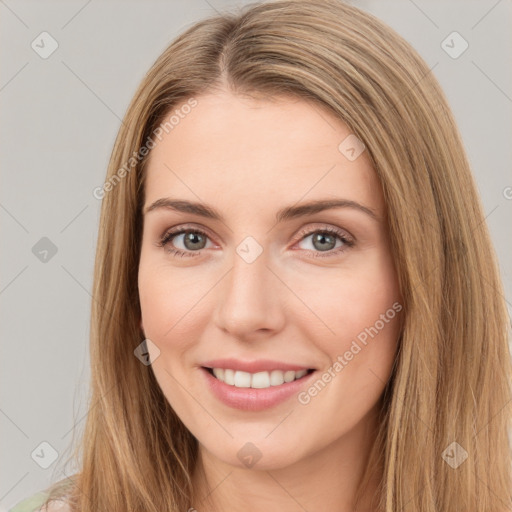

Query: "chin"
<box><xmin>201</xmin><ymin>437</ymin><xmax>308</xmax><ymax>471</ymax></box>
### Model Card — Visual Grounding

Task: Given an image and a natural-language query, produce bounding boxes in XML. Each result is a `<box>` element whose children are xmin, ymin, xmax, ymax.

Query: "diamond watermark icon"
<box><xmin>441</xmin><ymin>31</ymin><xmax>468</xmax><ymax>59</ymax></box>
<box><xmin>32</xmin><ymin>237</ymin><xmax>58</xmax><ymax>263</ymax></box>
<box><xmin>338</xmin><ymin>134</ymin><xmax>365</xmax><ymax>161</ymax></box>
<box><xmin>441</xmin><ymin>441</ymin><xmax>468</xmax><ymax>469</ymax></box>
<box><xmin>237</xmin><ymin>442</ymin><xmax>262</xmax><ymax>468</ymax></box>
<box><xmin>236</xmin><ymin>236</ymin><xmax>263</xmax><ymax>264</ymax></box>
<box><xmin>134</xmin><ymin>338</ymin><xmax>161</xmax><ymax>366</ymax></box>
<box><xmin>31</xmin><ymin>31</ymin><xmax>59</xmax><ymax>59</ymax></box>
<box><xmin>31</xmin><ymin>441</ymin><xmax>59</xmax><ymax>469</ymax></box>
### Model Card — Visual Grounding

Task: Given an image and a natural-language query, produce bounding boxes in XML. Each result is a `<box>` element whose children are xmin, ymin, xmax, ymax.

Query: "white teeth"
<box><xmin>251</xmin><ymin>371</ymin><xmax>270</xmax><ymax>389</ymax></box>
<box><xmin>284</xmin><ymin>370</ymin><xmax>296</xmax><ymax>383</ymax></box>
<box><xmin>209</xmin><ymin>368</ymin><xmax>310</xmax><ymax>389</ymax></box>
<box><xmin>270</xmin><ymin>370</ymin><xmax>284</xmax><ymax>386</ymax></box>
<box><xmin>224</xmin><ymin>369</ymin><xmax>235</xmax><ymax>385</ymax></box>
<box><xmin>234</xmin><ymin>371</ymin><xmax>251</xmax><ymax>388</ymax></box>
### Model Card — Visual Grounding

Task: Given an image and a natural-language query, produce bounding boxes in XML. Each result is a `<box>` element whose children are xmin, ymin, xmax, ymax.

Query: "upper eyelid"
<box><xmin>160</xmin><ymin>224</ymin><xmax>216</xmax><ymax>244</ymax></box>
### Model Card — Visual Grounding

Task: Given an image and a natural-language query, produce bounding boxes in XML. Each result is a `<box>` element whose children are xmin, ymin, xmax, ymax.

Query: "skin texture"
<box><xmin>138</xmin><ymin>90</ymin><xmax>403</xmax><ymax>512</ymax></box>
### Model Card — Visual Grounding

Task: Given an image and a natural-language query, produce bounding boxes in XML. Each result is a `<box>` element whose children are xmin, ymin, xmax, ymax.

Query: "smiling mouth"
<box><xmin>203</xmin><ymin>367</ymin><xmax>315</xmax><ymax>389</ymax></box>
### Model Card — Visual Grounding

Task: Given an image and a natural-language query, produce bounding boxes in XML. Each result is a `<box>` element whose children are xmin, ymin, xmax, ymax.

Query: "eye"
<box><xmin>156</xmin><ymin>224</ymin><xmax>355</xmax><ymax>259</ymax></box>
<box><xmin>157</xmin><ymin>226</ymin><xmax>213</xmax><ymax>258</ymax></box>
<box><xmin>294</xmin><ymin>226</ymin><xmax>354</xmax><ymax>258</ymax></box>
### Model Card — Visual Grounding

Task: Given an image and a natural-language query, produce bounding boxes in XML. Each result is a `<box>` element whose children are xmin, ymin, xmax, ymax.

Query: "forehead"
<box><xmin>143</xmin><ymin>91</ymin><xmax>384</xmax><ymax>217</ymax></box>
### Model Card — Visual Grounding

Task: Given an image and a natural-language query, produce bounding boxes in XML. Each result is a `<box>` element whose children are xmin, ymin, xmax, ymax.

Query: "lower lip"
<box><xmin>200</xmin><ymin>367</ymin><xmax>316</xmax><ymax>411</ymax></box>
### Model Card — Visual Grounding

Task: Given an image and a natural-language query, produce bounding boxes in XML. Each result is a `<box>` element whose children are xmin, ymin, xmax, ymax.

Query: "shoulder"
<box><xmin>9</xmin><ymin>491</ymin><xmax>71</xmax><ymax>512</ymax></box>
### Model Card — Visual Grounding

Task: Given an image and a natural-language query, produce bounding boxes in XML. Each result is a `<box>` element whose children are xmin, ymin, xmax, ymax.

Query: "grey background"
<box><xmin>1</xmin><ymin>0</ymin><xmax>511</xmax><ymax>509</ymax></box>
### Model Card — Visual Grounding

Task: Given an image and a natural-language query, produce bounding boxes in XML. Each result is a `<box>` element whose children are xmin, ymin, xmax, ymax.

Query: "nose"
<box><xmin>212</xmin><ymin>248</ymin><xmax>286</xmax><ymax>341</ymax></box>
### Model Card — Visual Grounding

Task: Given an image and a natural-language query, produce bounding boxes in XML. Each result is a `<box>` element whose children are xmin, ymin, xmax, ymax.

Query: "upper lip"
<box><xmin>201</xmin><ymin>358</ymin><xmax>315</xmax><ymax>373</ymax></box>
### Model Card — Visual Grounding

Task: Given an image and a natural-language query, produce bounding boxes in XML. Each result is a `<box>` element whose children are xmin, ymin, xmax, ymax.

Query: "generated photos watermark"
<box><xmin>93</xmin><ymin>97</ymin><xmax>198</xmax><ymax>200</ymax></box>
<box><xmin>297</xmin><ymin>301</ymin><xmax>403</xmax><ymax>405</ymax></box>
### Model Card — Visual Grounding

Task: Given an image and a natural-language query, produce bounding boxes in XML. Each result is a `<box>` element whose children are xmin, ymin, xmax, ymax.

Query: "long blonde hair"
<box><xmin>41</xmin><ymin>0</ymin><xmax>512</xmax><ymax>510</ymax></box>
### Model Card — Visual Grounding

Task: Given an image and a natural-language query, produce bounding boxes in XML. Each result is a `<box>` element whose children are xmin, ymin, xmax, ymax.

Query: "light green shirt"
<box><xmin>9</xmin><ymin>490</ymin><xmax>51</xmax><ymax>512</ymax></box>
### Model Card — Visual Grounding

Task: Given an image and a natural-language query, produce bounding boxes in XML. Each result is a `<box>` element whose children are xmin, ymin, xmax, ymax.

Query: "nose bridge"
<box><xmin>213</xmin><ymin>241</ymin><xmax>283</xmax><ymax>337</ymax></box>
<box><xmin>230</xmin><ymin>243</ymin><xmax>269</xmax><ymax>299</ymax></box>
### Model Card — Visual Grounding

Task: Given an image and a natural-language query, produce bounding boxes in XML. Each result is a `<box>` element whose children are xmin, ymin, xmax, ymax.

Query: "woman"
<box><xmin>13</xmin><ymin>0</ymin><xmax>512</xmax><ymax>510</ymax></box>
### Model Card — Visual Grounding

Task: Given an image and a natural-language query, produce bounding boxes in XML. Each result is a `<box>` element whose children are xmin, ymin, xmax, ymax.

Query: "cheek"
<box><xmin>291</xmin><ymin>249</ymin><xmax>401</xmax><ymax>386</ymax></box>
<box><xmin>137</xmin><ymin>258</ymin><xmax>206</xmax><ymax>408</ymax></box>
<box><xmin>338</xmin><ymin>276</ymin><xmax>400</xmax><ymax>346</ymax></box>
<box><xmin>333</xmin><ymin>261</ymin><xmax>401</xmax><ymax>388</ymax></box>
<box><xmin>294</xmin><ymin>264</ymin><xmax>401</xmax><ymax>429</ymax></box>
<box><xmin>295</xmin><ymin>250</ymin><xmax>400</xmax><ymax>337</ymax></box>
<box><xmin>138</xmin><ymin>253</ymin><xmax>204</xmax><ymax>347</ymax></box>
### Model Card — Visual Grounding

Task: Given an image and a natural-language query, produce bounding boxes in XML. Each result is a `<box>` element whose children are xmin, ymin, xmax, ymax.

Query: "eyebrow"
<box><xmin>143</xmin><ymin>197</ymin><xmax>379</xmax><ymax>223</ymax></box>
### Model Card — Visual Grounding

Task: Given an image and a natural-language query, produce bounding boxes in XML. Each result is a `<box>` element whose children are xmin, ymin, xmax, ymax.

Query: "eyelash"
<box><xmin>156</xmin><ymin>225</ymin><xmax>355</xmax><ymax>259</ymax></box>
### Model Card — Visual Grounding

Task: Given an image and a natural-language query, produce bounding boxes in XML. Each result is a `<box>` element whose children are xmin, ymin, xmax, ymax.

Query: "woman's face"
<box><xmin>138</xmin><ymin>90</ymin><xmax>402</xmax><ymax>471</ymax></box>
